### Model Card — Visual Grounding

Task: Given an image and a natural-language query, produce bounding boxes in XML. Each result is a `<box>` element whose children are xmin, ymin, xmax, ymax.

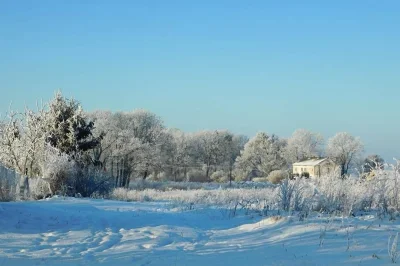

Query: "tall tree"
<box><xmin>45</xmin><ymin>92</ymin><xmax>101</xmax><ymax>159</ymax></box>
<box><xmin>129</xmin><ymin>109</ymin><xmax>165</xmax><ymax>179</ymax></box>
<box><xmin>191</xmin><ymin>130</ymin><xmax>235</xmax><ymax>180</ymax></box>
<box><xmin>224</xmin><ymin>134</ymin><xmax>248</xmax><ymax>184</ymax></box>
<box><xmin>88</xmin><ymin>109</ymin><xmax>165</xmax><ymax>182</ymax></box>
<box><xmin>0</xmin><ymin>106</ymin><xmax>47</xmax><ymax>176</ymax></box>
<box><xmin>235</xmin><ymin>132</ymin><xmax>286</xmax><ymax>180</ymax></box>
<box><xmin>86</xmin><ymin>110</ymin><xmax>118</xmax><ymax>167</ymax></box>
<box><xmin>0</xmin><ymin>111</ymin><xmax>27</xmax><ymax>173</ymax></box>
<box><xmin>326</xmin><ymin>132</ymin><xmax>364</xmax><ymax>176</ymax></box>
<box><xmin>285</xmin><ymin>129</ymin><xmax>324</xmax><ymax>164</ymax></box>
<box><xmin>164</xmin><ymin>129</ymin><xmax>193</xmax><ymax>181</ymax></box>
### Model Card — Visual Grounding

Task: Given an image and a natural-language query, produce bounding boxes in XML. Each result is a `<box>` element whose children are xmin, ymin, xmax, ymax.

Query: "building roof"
<box><xmin>293</xmin><ymin>158</ymin><xmax>329</xmax><ymax>166</ymax></box>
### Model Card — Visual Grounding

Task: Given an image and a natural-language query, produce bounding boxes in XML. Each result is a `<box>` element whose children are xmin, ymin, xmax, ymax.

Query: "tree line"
<box><xmin>0</xmin><ymin>92</ymin><xmax>380</xmax><ymax>196</ymax></box>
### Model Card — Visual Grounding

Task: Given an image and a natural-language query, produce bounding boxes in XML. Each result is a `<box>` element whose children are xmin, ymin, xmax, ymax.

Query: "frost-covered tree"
<box><xmin>363</xmin><ymin>154</ymin><xmax>385</xmax><ymax>173</ymax></box>
<box><xmin>0</xmin><ymin>111</ymin><xmax>27</xmax><ymax>173</ymax></box>
<box><xmin>88</xmin><ymin>109</ymin><xmax>166</xmax><ymax>183</ymax></box>
<box><xmin>86</xmin><ymin>110</ymin><xmax>118</xmax><ymax>167</ymax></box>
<box><xmin>23</xmin><ymin>107</ymin><xmax>48</xmax><ymax>176</ymax></box>
<box><xmin>222</xmin><ymin>134</ymin><xmax>248</xmax><ymax>184</ymax></box>
<box><xmin>285</xmin><ymin>129</ymin><xmax>324</xmax><ymax>164</ymax></box>
<box><xmin>122</xmin><ymin>109</ymin><xmax>165</xmax><ymax>180</ymax></box>
<box><xmin>173</xmin><ymin>130</ymin><xmax>193</xmax><ymax>178</ymax></box>
<box><xmin>191</xmin><ymin>130</ymin><xmax>236</xmax><ymax>181</ymax></box>
<box><xmin>326</xmin><ymin>132</ymin><xmax>364</xmax><ymax>176</ymax></box>
<box><xmin>102</xmin><ymin>111</ymin><xmax>146</xmax><ymax>184</ymax></box>
<box><xmin>125</xmin><ymin>109</ymin><xmax>165</xmax><ymax>179</ymax></box>
<box><xmin>161</xmin><ymin>129</ymin><xmax>193</xmax><ymax>181</ymax></box>
<box><xmin>0</xmin><ymin>92</ymin><xmax>112</xmax><ymax>197</ymax></box>
<box><xmin>235</xmin><ymin>132</ymin><xmax>286</xmax><ymax>180</ymax></box>
<box><xmin>0</xmin><ymin>106</ymin><xmax>47</xmax><ymax>176</ymax></box>
<box><xmin>41</xmin><ymin>145</ymin><xmax>77</xmax><ymax>194</ymax></box>
<box><xmin>45</xmin><ymin>92</ymin><xmax>101</xmax><ymax>160</ymax></box>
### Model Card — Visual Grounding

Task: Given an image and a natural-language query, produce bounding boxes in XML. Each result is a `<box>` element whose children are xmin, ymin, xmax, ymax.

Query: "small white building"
<box><xmin>293</xmin><ymin>158</ymin><xmax>339</xmax><ymax>178</ymax></box>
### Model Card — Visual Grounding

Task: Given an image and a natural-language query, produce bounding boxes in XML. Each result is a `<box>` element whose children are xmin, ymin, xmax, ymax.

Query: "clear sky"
<box><xmin>1</xmin><ymin>0</ymin><xmax>399</xmax><ymax>161</ymax></box>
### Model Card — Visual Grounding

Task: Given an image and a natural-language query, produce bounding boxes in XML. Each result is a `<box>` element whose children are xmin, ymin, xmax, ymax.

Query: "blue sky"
<box><xmin>0</xmin><ymin>1</ymin><xmax>399</xmax><ymax>161</ymax></box>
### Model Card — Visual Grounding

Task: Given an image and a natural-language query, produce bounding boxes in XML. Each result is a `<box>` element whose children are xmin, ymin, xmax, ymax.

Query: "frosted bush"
<box><xmin>128</xmin><ymin>179</ymin><xmax>274</xmax><ymax>191</ymax></box>
<box><xmin>148</xmin><ymin>171</ymin><xmax>184</xmax><ymax>182</ymax></box>
<box><xmin>111</xmin><ymin>187</ymin><xmax>278</xmax><ymax>210</ymax></box>
<box><xmin>112</xmin><ymin>160</ymin><xmax>400</xmax><ymax>217</ymax></box>
<box><xmin>186</xmin><ymin>169</ymin><xmax>208</xmax><ymax>182</ymax></box>
<box><xmin>314</xmin><ymin>174</ymin><xmax>366</xmax><ymax>214</ymax></box>
<box><xmin>211</xmin><ymin>170</ymin><xmax>228</xmax><ymax>183</ymax></box>
<box><xmin>252</xmin><ymin>177</ymin><xmax>268</xmax><ymax>182</ymax></box>
<box><xmin>276</xmin><ymin>178</ymin><xmax>313</xmax><ymax>212</ymax></box>
<box><xmin>112</xmin><ymin>187</ymin><xmax>129</xmax><ymax>201</ymax></box>
<box><xmin>157</xmin><ymin>172</ymin><xmax>169</xmax><ymax>181</ymax></box>
<box><xmin>28</xmin><ymin>177</ymin><xmax>52</xmax><ymax>200</ymax></box>
<box><xmin>268</xmin><ymin>170</ymin><xmax>287</xmax><ymax>184</ymax></box>
<box><xmin>311</xmin><ymin>160</ymin><xmax>400</xmax><ymax>215</ymax></box>
<box><xmin>75</xmin><ymin>167</ymin><xmax>113</xmax><ymax>197</ymax></box>
<box><xmin>41</xmin><ymin>146</ymin><xmax>77</xmax><ymax>194</ymax></box>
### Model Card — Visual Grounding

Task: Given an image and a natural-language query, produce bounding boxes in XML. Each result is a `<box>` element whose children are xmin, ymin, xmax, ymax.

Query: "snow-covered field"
<box><xmin>0</xmin><ymin>197</ymin><xmax>399</xmax><ymax>266</ymax></box>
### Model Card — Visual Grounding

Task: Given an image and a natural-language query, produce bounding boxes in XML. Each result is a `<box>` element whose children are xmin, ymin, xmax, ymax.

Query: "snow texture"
<box><xmin>1</xmin><ymin>197</ymin><xmax>399</xmax><ymax>265</ymax></box>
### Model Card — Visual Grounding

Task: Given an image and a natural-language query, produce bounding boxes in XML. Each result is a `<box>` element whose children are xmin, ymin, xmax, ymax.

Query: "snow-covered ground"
<box><xmin>0</xmin><ymin>197</ymin><xmax>399</xmax><ymax>265</ymax></box>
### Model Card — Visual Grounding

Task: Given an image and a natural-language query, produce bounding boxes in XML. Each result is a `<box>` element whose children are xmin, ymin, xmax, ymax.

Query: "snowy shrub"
<box><xmin>186</xmin><ymin>169</ymin><xmax>208</xmax><ymax>182</ymax></box>
<box><xmin>160</xmin><ymin>171</ymin><xmax>186</xmax><ymax>182</ymax></box>
<box><xmin>39</xmin><ymin>144</ymin><xmax>113</xmax><ymax>197</ymax></box>
<box><xmin>129</xmin><ymin>179</ymin><xmax>201</xmax><ymax>191</ymax></box>
<box><xmin>155</xmin><ymin>172</ymin><xmax>169</xmax><ymax>181</ymax></box>
<box><xmin>278</xmin><ymin>179</ymin><xmax>293</xmax><ymax>211</ymax></box>
<box><xmin>110</xmin><ymin>160</ymin><xmax>400</xmax><ymax>217</ymax></box>
<box><xmin>276</xmin><ymin>178</ymin><xmax>311</xmax><ymax>212</ymax></box>
<box><xmin>211</xmin><ymin>170</ymin><xmax>228</xmax><ymax>183</ymax></box>
<box><xmin>148</xmin><ymin>172</ymin><xmax>180</xmax><ymax>182</ymax></box>
<box><xmin>301</xmin><ymin>172</ymin><xmax>310</xmax><ymax>178</ymax></box>
<box><xmin>74</xmin><ymin>167</ymin><xmax>113</xmax><ymax>197</ymax></box>
<box><xmin>268</xmin><ymin>170</ymin><xmax>287</xmax><ymax>184</ymax></box>
<box><xmin>111</xmin><ymin>187</ymin><xmax>129</xmax><ymax>201</ymax></box>
<box><xmin>252</xmin><ymin>177</ymin><xmax>269</xmax><ymax>182</ymax></box>
<box><xmin>292</xmin><ymin>179</ymin><xmax>314</xmax><ymax>212</ymax></box>
<box><xmin>366</xmin><ymin>162</ymin><xmax>400</xmax><ymax>215</ymax></box>
<box><xmin>28</xmin><ymin>177</ymin><xmax>52</xmax><ymax>200</ymax></box>
<box><xmin>313</xmin><ymin>168</ymin><xmax>389</xmax><ymax>215</ymax></box>
<box><xmin>111</xmin><ymin>187</ymin><xmax>278</xmax><ymax>212</ymax></box>
<box><xmin>41</xmin><ymin>146</ymin><xmax>77</xmax><ymax>194</ymax></box>
<box><xmin>313</xmin><ymin>173</ymin><xmax>351</xmax><ymax>213</ymax></box>
<box><xmin>146</xmin><ymin>173</ymin><xmax>158</xmax><ymax>181</ymax></box>
<box><xmin>128</xmin><ymin>179</ymin><xmax>274</xmax><ymax>191</ymax></box>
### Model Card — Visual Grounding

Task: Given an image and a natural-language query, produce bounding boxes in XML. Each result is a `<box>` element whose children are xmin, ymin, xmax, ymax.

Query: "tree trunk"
<box><xmin>206</xmin><ymin>164</ymin><xmax>211</xmax><ymax>182</ymax></box>
<box><xmin>121</xmin><ymin>158</ymin><xmax>125</xmax><ymax>187</ymax></box>
<box><xmin>115</xmin><ymin>161</ymin><xmax>119</xmax><ymax>187</ymax></box>
<box><xmin>119</xmin><ymin>169</ymin><xmax>123</xmax><ymax>187</ymax></box>
<box><xmin>174</xmin><ymin>167</ymin><xmax>177</xmax><ymax>182</ymax></box>
<box><xmin>125</xmin><ymin>176</ymin><xmax>130</xmax><ymax>189</ymax></box>
<box><xmin>341</xmin><ymin>163</ymin><xmax>346</xmax><ymax>177</ymax></box>
<box><xmin>229</xmin><ymin>167</ymin><xmax>232</xmax><ymax>186</ymax></box>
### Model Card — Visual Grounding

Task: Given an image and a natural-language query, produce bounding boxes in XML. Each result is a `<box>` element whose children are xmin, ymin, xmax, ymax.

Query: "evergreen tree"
<box><xmin>45</xmin><ymin>92</ymin><xmax>101</xmax><ymax>159</ymax></box>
